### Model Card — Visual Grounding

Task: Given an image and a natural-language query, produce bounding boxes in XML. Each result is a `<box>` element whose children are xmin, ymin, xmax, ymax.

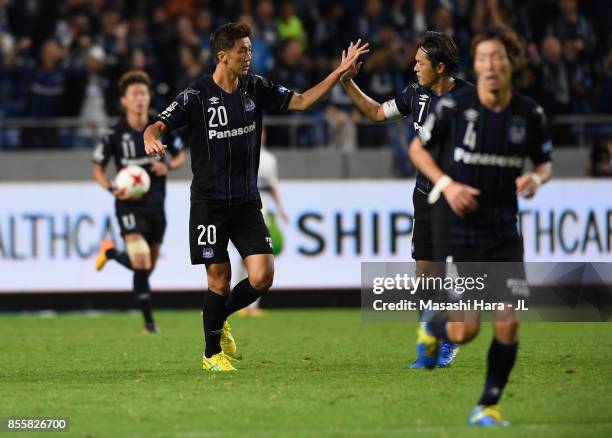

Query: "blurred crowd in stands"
<box><xmin>1</xmin><ymin>0</ymin><xmax>611</xmax><ymax>152</ymax></box>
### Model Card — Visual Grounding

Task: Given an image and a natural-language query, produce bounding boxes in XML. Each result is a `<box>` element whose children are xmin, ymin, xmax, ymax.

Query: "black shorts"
<box><xmin>411</xmin><ymin>187</ymin><xmax>434</xmax><ymax>261</ymax></box>
<box><xmin>189</xmin><ymin>201</ymin><xmax>273</xmax><ymax>265</ymax></box>
<box><xmin>115</xmin><ymin>206</ymin><xmax>166</xmax><ymax>244</ymax></box>
<box><xmin>433</xmin><ymin>238</ymin><xmax>528</xmax><ymax>306</ymax></box>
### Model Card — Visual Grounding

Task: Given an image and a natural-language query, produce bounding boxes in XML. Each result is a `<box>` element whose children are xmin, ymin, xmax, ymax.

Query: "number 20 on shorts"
<box><xmin>197</xmin><ymin>225</ymin><xmax>217</xmax><ymax>245</ymax></box>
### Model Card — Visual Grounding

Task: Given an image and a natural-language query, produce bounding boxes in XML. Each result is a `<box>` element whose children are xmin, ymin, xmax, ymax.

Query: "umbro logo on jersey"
<box><xmin>419</xmin><ymin>94</ymin><xmax>429</xmax><ymax>101</ymax></box>
<box><xmin>209</xmin><ymin>97</ymin><xmax>220</xmax><ymax>105</ymax></box>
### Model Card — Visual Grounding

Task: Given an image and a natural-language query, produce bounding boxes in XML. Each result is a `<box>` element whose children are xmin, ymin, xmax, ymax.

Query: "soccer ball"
<box><xmin>114</xmin><ymin>165</ymin><xmax>151</xmax><ymax>199</ymax></box>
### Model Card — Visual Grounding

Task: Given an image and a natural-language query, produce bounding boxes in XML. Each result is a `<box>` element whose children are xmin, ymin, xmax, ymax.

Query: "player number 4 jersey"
<box><xmin>418</xmin><ymin>87</ymin><xmax>553</xmax><ymax>244</ymax></box>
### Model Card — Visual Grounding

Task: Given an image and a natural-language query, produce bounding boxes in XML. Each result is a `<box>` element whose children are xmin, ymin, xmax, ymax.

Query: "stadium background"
<box><xmin>1</xmin><ymin>0</ymin><xmax>611</xmax><ymax>306</ymax></box>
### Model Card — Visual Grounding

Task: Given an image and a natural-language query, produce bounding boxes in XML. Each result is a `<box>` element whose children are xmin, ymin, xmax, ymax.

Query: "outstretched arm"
<box><xmin>340</xmin><ymin>79</ymin><xmax>388</xmax><ymax>122</ymax></box>
<box><xmin>339</xmin><ymin>54</ymin><xmax>389</xmax><ymax>122</ymax></box>
<box><xmin>288</xmin><ymin>40</ymin><xmax>369</xmax><ymax>112</ymax></box>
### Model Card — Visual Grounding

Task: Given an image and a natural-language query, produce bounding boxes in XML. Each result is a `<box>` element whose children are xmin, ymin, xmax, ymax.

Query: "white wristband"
<box><xmin>428</xmin><ymin>175</ymin><xmax>453</xmax><ymax>205</ymax></box>
<box><xmin>530</xmin><ymin>172</ymin><xmax>542</xmax><ymax>187</ymax></box>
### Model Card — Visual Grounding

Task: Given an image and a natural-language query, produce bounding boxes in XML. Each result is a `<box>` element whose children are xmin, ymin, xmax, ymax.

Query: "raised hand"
<box><xmin>337</xmin><ymin>39</ymin><xmax>369</xmax><ymax>79</ymax></box>
<box><xmin>340</xmin><ymin>48</ymin><xmax>363</xmax><ymax>84</ymax></box>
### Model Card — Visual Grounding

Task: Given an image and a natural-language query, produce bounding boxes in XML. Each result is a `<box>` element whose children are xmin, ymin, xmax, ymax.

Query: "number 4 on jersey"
<box><xmin>463</xmin><ymin>121</ymin><xmax>477</xmax><ymax>150</ymax></box>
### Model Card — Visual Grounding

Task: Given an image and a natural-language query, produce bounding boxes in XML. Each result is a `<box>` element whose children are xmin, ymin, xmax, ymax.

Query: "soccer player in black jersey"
<box><xmin>408</xmin><ymin>28</ymin><xmax>553</xmax><ymax>426</ymax></box>
<box><xmin>92</xmin><ymin>71</ymin><xmax>186</xmax><ymax>334</ymax></box>
<box><xmin>143</xmin><ymin>23</ymin><xmax>369</xmax><ymax>371</ymax></box>
<box><xmin>341</xmin><ymin>31</ymin><xmax>470</xmax><ymax>368</ymax></box>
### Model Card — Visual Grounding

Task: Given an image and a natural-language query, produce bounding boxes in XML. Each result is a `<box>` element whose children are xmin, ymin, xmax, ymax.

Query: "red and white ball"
<box><xmin>114</xmin><ymin>165</ymin><xmax>150</xmax><ymax>199</ymax></box>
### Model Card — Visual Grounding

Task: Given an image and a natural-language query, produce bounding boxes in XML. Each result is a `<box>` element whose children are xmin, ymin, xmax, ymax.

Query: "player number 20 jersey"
<box><xmin>157</xmin><ymin>74</ymin><xmax>294</xmax><ymax>205</ymax></box>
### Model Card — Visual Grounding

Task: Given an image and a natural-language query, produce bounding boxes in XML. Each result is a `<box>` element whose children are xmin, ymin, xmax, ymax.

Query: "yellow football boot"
<box><xmin>202</xmin><ymin>352</ymin><xmax>236</xmax><ymax>372</ymax></box>
<box><xmin>95</xmin><ymin>239</ymin><xmax>115</xmax><ymax>271</ymax></box>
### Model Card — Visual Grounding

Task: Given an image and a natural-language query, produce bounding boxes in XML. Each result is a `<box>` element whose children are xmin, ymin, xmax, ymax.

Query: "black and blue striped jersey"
<box><xmin>93</xmin><ymin>116</ymin><xmax>183</xmax><ymax>212</ymax></box>
<box><xmin>419</xmin><ymin>87</ymin><xmax>552</xmax><ymax>245</ymax></box>
<box><xmin>392</xmin><ymin>78</ymin><xmax>472</xmax><ymax>193</ymax></box>
<box><xmin>157</xmin><ymin>74</ymin><xmax>294</xmax><ymax>204</ymax></box>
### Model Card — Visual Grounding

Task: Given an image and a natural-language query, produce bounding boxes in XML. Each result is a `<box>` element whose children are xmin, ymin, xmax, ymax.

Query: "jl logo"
<box><xmin>265</xmin><ymin>237</ymin><xmax>273</xmax><ymax>248</ymax></box>
<box><xmin>203</xmin><ymin>247</ymin><xmax>214</xmax><ymax>258</ymax></box>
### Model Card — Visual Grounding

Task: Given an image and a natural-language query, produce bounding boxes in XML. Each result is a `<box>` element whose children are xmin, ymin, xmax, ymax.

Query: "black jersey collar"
<box><xmin>205</xmin><ymin>74</ymin><xmax>248</xmax><ymax>96</ymax></box>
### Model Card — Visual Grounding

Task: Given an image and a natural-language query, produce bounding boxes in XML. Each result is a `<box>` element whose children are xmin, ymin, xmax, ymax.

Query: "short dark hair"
<box><xmin>470</xmin><ymin>27</ymin><xmax>525</xmax><ymax>72</ymax></box>
<box><xmin>118</xmin><ymin>70</ymin><xmax>150</xmax><ymax>96</ymax></box>
<box><xmin>416</xmin><ymin>31</ymin><xmax>459</xmax><ymax>76</ymax></box>
<box><xmin>210</xmin><ymin>22</ymin><xmax>252</xmax><ymax>63</ymax></box>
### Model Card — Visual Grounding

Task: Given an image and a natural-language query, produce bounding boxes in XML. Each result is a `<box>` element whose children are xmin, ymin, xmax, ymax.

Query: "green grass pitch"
<box><xmin>1</xmin><ymin>309</ymin><xmax>611</xmax><ymax>437</ymax></box>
